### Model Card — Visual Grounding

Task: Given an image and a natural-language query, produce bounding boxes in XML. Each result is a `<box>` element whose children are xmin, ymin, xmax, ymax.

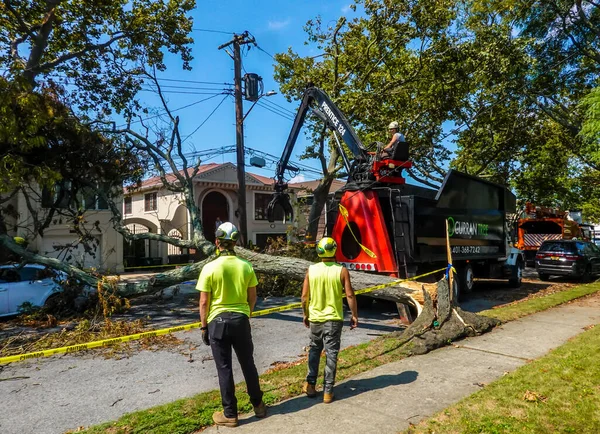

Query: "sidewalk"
<box><xmin>203</xmin><ymin>294</ymin><xmax>600</xmax><ymax>434</ymax></box>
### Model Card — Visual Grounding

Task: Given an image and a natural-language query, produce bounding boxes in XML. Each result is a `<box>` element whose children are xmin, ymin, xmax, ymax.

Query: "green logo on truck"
<box><xmin>447</xmin><ymin>217</ymin><xmax>488</xmax><ymax>237</ymax></box>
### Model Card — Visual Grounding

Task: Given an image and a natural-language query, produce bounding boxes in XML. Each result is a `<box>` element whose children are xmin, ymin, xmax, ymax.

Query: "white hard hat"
<box><xmin>388</xmin><ymin>121</ymin><xmax>399</xmax><ymax>130</ymax></box>
<box><xmin>215</xmin><ymin>222</ymin><xmax>240</xmax><ymax>242</ymax></box>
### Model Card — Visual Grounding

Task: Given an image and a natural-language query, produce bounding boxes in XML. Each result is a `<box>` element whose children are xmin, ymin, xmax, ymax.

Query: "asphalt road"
<box><xmin>0</xmin><ymin>270</ymin><xmax>565</xmax><ymax>434</ymax></box>
<box><xmin>0</xmin><ymin>295</ymin><xmax>401</xmax><ymax>434</ymax></box>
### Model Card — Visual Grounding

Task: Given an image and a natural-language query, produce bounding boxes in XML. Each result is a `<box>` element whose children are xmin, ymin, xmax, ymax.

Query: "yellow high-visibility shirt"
<box><xmin>308</xmin><ymin>261</ymin><xmax>344</xmax><ymax>322</ymax></box>
<box><xmin>196</xmin><ymin>255</ymin><xmax>258</xmax><ymax>323</ymax></box>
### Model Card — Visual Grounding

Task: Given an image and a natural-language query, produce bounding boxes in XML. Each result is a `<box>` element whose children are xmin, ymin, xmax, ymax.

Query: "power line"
<box><xmin>117</xmin><ymin>93</ymin><xmax>224</xmax><ymax>127</ymax></box>
<box><xmin>246</xmin><ymin>32</ymin><xmax>276</xmax><ymax>60</ymax></box>
<box><xmin>255</xmin><ymin>101</ymin><xmax>294</xmax><ymax>121</ymax></box>
<box><xmin>260</xmin><ymin>97</ymin><xmax>296</xmax><ymax>115</ymax></box>
<box><xmin>139</xmin><ymin>89</ymin><xmax>228</xmax><ymax>96</ymax></box>
<box><xmin>256</xmin><ymin>45</ymin><xmax>275</xmax><ymax>60</ymax></box>
<box><xmin>145</xmin><ymin>84</ymin><xmax>232</xmax><ymax>91</ymax></box>
<box><xmin>182</xmin><ymin>95</ymin><xmax>230</xmax><ymax>143</ymax></box>
<box><xmin>193</xmin><ymin>28</ymin><xmax>235</xmax><ymax>35</ymax></box>
<box><xmin>155</xmin><ymin>77</ymin><xmax>234</xmax><ymax>86</ymax></box>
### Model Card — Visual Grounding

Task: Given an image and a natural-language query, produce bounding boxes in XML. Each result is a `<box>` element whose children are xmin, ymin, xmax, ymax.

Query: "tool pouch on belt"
<box><xmin>211</xmin><ymin>316</ymin><xmax>226</xmax><ymax>340</ymax></box>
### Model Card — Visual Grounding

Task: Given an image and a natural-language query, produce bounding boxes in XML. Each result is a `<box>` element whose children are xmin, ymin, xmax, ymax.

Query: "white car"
<box><xmin>0</xmin><ymin>264</ymin><xmax>65</xmax><ymax>317</ymax></box>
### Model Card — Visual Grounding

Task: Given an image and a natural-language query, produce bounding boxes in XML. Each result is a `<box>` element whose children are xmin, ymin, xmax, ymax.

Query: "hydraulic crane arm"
<box><xmin>268</xmin><ymin>87</ymin><xmax>368</xmax><ymax>222</ymax></box>
<box><xmin>273</xmin><ymin>87</ymin><xmax>368</xmax><ymax>191</ymax></box>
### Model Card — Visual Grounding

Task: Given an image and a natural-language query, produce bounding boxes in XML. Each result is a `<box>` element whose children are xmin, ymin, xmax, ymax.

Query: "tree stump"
<box><xmin>392</xmin><ymin>278</ymin><xmax>500</xmax><ymax>355</ymax></box>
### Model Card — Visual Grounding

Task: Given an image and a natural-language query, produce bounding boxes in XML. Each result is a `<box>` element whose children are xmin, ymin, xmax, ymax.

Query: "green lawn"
<box><xmin>406</xmin><ymin>324</ymin><xmax>600</xmax><ymax>434</ymax></box>
<box><xmin>481</xmin><ymin>281</ymin><xmax>600</xmax><ymax>322</ymax></box>
<box><xmin>79</xmin><ymin>282</ymin><xmax>600</xmax><ymax>434</ymax></box>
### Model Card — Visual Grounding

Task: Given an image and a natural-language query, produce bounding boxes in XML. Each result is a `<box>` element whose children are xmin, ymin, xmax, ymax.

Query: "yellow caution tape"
<box><xmin>0</xmin><ymin>267</ymin><xmax>448</xmax><ymax>365</ymax></box>
<box><xmin>338</xmin><ymin>204</ymin><xmax>377</xmax><ymax>258</ymax></box>
<box><xmin>0</xmin><ymin>322</ymin><xmax>200</xmax><ymax>365</ymax></box>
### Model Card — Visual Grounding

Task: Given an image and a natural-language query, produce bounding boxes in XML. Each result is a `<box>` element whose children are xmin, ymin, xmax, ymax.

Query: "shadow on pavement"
<box><xmin>335</xmin><ymin>370</ymin><xmax>419</xmax><ymax>401</ymax></box>
<box><xmin>243</xmin><ymin>371</ymin><xmax>418</xmax><ymax>423</ymax></box>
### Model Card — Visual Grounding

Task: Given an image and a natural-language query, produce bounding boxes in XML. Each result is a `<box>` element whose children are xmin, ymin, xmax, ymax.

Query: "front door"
<box><xmin>202</xmin><ymin>191</ymin><xmax>229</xmax><ymax>243</ymax></box>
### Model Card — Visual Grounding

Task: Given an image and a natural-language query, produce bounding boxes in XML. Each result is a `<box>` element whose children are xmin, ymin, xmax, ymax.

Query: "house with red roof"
<box><xmin>122</xmin><ymin>162</ymin><xmax>296</xmax><ymax>267</ymax></box>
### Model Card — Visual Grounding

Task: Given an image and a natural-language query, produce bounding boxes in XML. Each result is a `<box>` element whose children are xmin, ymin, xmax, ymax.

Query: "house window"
<box><xmin>124</xmin><ymin>197</ymin><xmax>132</xmax><ymax>215</ymax></box>
<box><xmin>144</xmin><ymin>192</ymin><xmax>157</xmax><ymax>212</ymax></box>
<box><xmin>79</xmin><ymin>182</ymin><xmax>110</xmax><ymax>210</ymax></box>
<box><xmin>42</xmin><ymin>181</ymin><xmax>110</xmax><ymax>210</ymax></box>
<box><xmin>254</xmin><ymin>193</ymin><xmax>286</xmax><ymax>221</ymax></box>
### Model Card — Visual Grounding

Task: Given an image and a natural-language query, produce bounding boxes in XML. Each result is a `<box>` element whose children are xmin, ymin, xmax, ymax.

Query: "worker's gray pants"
<box><xmin>306</xmin><ymin>320</ymin><xmax>343</xmax><ymax>393</ymax></box>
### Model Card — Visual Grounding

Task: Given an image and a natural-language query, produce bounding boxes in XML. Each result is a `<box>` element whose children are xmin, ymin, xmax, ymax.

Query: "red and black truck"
<box><xmin>268</xmin><ymin>87</ymin><xmax>524</xmax><ymax>297</ymax></box>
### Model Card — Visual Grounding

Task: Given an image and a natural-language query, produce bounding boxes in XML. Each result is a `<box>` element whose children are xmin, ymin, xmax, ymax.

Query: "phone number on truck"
<box><xmin>451</xmin><ymin>245</ymin><xmax>500</xmax><ymax>255</ymax></box>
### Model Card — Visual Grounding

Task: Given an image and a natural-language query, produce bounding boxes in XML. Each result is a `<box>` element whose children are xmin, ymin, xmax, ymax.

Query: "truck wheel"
<box><xmin>508</xmin><ymin>260</ymin><xmax>524</xmax><ymax>288</ymax></box>
<box><xmin>457</xmin><ymin>264</ymin><xmax>474</xmax><ymax>294</ymax></box>
<box><xmin>581</xmin><ymin>265</ymin><xmax>592</xmax><ymax>283</ymax></box>
<box><xmin>451</xmin><ymin>278</ymin><xmax>460</xmax><ymax>302</ymax></box>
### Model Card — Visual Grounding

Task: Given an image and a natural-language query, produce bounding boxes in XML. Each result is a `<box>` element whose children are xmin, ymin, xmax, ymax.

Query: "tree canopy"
<box><xmin>273</xmin><ymin>0</ymin><xmax>600</xmax><ymax>219</ymax></box>
<box><xmin>0</xmin><ymin>0</ymin><xmax>212</xmax><ymax>283</ymax></box>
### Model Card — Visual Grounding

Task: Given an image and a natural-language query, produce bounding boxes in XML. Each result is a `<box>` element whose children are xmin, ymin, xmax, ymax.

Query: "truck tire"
<box><xmin>581</xmin><ymin>265</ymin><xmax>592</xmax><ymax>283</ymax></box>
<box><xmin>508</xmin><ymin>260</ymin><xmax>524</xmax><ymax>288</ymax></box>
<box><xmin>451</xmin><ymin>278</ymin><xmax>460</xmax><ymax>302</ymax></box>
<box><xmin>457</xmin><ymin>264</ymin><xmax>474</xmax><ymax>295</ymax></box>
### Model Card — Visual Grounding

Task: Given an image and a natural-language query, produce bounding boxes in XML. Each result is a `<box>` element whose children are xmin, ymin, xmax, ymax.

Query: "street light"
<box><xmin>242</xmin><ymin>91</ymin><xmax>277</xmax><ymax>122</ymax></box>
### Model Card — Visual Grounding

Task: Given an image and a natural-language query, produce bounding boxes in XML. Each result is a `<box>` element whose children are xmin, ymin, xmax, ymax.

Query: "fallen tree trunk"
<box><xmin>143</xmin><ymin>248</ymin><xmax>499</xmax><ymax>352</ymax></box>
<box><xmin>145</xmin><ymin>248</ymin><xmax>436</xmax><ymax>309</ymax></box>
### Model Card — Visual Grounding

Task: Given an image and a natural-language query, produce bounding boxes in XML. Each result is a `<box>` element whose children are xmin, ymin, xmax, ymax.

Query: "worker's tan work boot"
<box><xmin>302</xmin><ymin>382</ymin><xmax>317</xmax><ymax>398</ymax></box>
<box><xmin>253</xmin><ymin>401</ymin><xmax>267</xmax><ymax>418</ymax></box>
<box><xmin>212</xmin><ymin>411</ymin><xmax>239</xmax><ymax>427</ymax></box>
<box><xmin>323</xmin><ymin>391</ymin><xmax>335</xmax><ymax>404</ymax></box>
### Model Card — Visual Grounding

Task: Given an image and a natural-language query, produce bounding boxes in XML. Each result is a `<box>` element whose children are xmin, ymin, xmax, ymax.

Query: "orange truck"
<box><xmin>517</xmin><ymin>203</ymin><xmax>585</xmax><ymax>266</ymax></box>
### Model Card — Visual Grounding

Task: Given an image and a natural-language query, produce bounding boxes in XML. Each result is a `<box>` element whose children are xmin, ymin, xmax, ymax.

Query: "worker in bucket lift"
<box><xmin>381</xmin><ymin>121</ymin><xmax>406</xmax><ymax>159</ymax></box>
<box><xmin>301</xmin><ymin>237</ymin><xmax>358</xmax><ymax>403</ymax></box>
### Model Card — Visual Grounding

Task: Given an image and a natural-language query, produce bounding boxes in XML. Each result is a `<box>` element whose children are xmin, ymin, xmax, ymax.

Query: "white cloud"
<box><xmin>289</xmin><ymin>174</ymin><xmax>306</xmax><ymax>183</ymax></box>
<box><xmin>268</xmin><ymin>19</ymin><xmax>290</xmax><ymax>30</ymax></box>
<box><xmin>341</xmin><ymin>4</ymin><xmax>352</xmax><ymax>14</ymax></box>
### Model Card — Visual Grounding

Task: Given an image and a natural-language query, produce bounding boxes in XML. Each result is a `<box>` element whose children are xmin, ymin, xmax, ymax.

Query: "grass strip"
<box><xmin>480</xmin><ymin>281</ymin><xmax>600</xmax><ymax>322</ymax></box>
<box><xmin>79</xmin><ymin>334</ymin><xmax>413</xmax><ymax>433</ymax></box>
<box><xmin>80</xmin><ymin>282</ymin><xmax>600</xmax><ymax>433</ymax></box>
<box><xmin>406</xmin><ymin>324</ymin><xmax>600</xmax><ymax>434</ymax></box>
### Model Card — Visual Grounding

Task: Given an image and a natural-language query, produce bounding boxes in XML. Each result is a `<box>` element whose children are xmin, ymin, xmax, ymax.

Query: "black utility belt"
<box><xmin>212</xmin><ymin>312</ymin><xmax>248</xmax><ymax>321</ymax></box>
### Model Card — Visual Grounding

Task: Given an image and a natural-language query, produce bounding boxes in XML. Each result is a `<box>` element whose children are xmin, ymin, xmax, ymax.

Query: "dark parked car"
<box><xmin>535</xmin><ymin>240</ymin><xmax>600</xmax><ymax>281</ymax></box>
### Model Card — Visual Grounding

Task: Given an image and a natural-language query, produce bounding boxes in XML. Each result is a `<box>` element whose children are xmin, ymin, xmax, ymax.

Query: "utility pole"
<box><xmin>218</xmin><ymin>31</ymin><xmax>256</xmax><ymax>247</ymax></box>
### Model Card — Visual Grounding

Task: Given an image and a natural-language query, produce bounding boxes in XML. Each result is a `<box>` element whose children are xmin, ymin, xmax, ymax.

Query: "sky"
<box><xmin>133</xmin><ymin>0</ymin><xmax>358</xmax><ymax>185</ymax></box>
<box><xmin>130</xmin><ymin>0</ymin><xmax>448</xmax><ymax>188</ymax></box>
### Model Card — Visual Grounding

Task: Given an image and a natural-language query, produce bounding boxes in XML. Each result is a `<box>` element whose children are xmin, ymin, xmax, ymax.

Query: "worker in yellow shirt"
<box><xmin>197</xmin><ymin>222</ymin><xmax>266</xmax><ymax>427</ymax></box>
<box><xmin>301</xmin><ymin>237</ymin><xmax>358</xmax><ymax>403</ymax></box>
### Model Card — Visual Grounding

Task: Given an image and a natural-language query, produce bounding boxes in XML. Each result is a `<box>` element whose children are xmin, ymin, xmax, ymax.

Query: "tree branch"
<box><xmin>24</xmin><ymin>4</ymin><xmax>58</xmax><ymax>84</ymax></box>
<box><xmin>0</xmin><ymin>233</ymin><xmax>97</xmax><ymax>286</ymax></box>
<box><xmin>29</xmin><ymin>32</ymin><xmax>133</xmax><ymax>76</ymax></box>
<box><xmin>406</xmin><ymin>167</ymin><xmax>441</xmax><ymax>189</ymax></box>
